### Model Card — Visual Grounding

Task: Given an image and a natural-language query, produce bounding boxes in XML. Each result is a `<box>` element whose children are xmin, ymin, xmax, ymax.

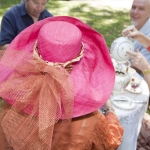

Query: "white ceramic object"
<box><xmin>126</xmin><ymin>76</ymin><xmax>142</xmax><ymax>93</ymax></box>
<box><xmin>128</xmin><ymin>67</ymin><xmax>136</xmax><ymax>76</ymax></box>
<box><xmin>130</xmin><ymin>76</ymin><xmax>142</xmax><ymax>86</ymax></box>
<box><xmin>110</xmin><ymin>37</ymin><xmax>134</xmax><ymax>63</ymax></box>
<box><xmin>126</xmin><ymin>84</ymin><xmax>142</xmax><ymax>94</ymax></box>
<box><xmin>112</xmin><ymin>73</ymin><xmax>130</xmax><ymax>94</ymax></box>
<box><xmin>111</xmin><ymin>95</ymin><xmax>137</xmax><ymax>110</ymax></box>
<box><xmin>112</xmin><ymin>59</ymin><xmax>131</xmax><ymax>75</ymax></box>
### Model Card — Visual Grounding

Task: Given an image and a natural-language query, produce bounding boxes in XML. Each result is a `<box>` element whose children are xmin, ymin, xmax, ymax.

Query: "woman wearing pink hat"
<box><xmin>0</xmin><ymin>16</ymin><xmax>123</xmax><ymax>150</ymax></box>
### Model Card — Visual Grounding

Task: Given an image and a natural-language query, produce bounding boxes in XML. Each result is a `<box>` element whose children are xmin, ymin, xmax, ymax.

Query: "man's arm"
<box><xmin>122</xmin><ymin>25</ymin><xmax>150</xmax><ymax>48</ymax></box>
<box><xmin>0</xmin><ymin>44</ymin><xmax>9</xmax><ymax>50</ymax></box>
<box><xmin>0</xmin><ymin>49</ymin><xmax>5</xmax><ymax>59</ymax></box>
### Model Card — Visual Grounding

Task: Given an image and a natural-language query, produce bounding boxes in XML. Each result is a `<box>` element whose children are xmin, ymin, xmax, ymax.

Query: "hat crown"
<box><xmin>37</xmin><ymin>21</ymin><xmax>82</xmax><ymax>63</ymax></box>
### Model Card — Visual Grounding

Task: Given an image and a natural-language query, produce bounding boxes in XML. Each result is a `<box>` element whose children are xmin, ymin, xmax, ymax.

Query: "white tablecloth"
<box><xmin>111</xmin><ymin>74</ymin><xmax>149</xmax><ymax>150</ymax></box>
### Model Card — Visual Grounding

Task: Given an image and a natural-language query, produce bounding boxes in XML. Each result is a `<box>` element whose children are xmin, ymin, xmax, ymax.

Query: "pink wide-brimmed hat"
<box><xmin>0</xmin><ymin>16</ymin><xmax>115</xmax><ymax>149</ymax></box>
<box><xmin>0</xmin><ymin>16</ymin><xmax>115</xmax><ymax>118</ymax></box>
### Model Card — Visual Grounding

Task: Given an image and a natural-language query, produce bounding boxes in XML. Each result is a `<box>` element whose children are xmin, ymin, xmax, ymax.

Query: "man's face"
<box><xmin>25</xmin><ymin>0</ymin><xmax>48</xmax><ymax>18</ymax></box>
<box><xmin>130</xmin><ymin>0</ymin><xmax>150</xmax><ymax>30</ymax></box>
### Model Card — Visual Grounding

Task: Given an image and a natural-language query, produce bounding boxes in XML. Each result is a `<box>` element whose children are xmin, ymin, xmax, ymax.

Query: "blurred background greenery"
<box><xmin>0</xmin><ymin>0</ymin><xmax>131</xmax><ymax>48</ymax></box>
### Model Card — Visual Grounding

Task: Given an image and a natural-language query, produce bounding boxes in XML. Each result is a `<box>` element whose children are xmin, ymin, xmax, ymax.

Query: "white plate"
<box><xmin>111</xmin><ymin>95</ymin><xmax>137</xmax><ymax>110</ymax></box>
<box><xmin>125</xmin><ymin>83</ymin><xmax>142</xmax><ymax>94</ymax></box>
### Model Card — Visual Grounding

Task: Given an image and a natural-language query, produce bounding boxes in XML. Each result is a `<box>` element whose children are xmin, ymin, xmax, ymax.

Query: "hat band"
<box><xmin>33</xmin><ymin>41</ymin><xmax>84</xmax><ymax>73</ymax></box>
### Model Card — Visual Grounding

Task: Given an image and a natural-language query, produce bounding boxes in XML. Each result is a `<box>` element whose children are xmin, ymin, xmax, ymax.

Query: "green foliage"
<box><xmin>0</xmin><ymin>0</ymin><xmax>21</xmax><ymax>6</ymax></box>
<box><xmin>147</xmin><ymin>108</ymin><xmax>150</xmax><ymax>114</ymax></box>
<box><xmin>67</xmin><ymin>4</ymin><xmax>131</xmax><ymax>48</ymax></box>
<box><xmin>0</xmin><ymin>0</ymin><xmax>131</xmax><ymax>48</ymax></box>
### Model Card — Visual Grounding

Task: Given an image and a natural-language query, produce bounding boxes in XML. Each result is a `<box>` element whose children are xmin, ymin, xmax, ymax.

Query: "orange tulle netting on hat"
<box><xmin>0</xmin><ymin>49</ymin><xmax>75</xmax><ymax>149</ymax></box>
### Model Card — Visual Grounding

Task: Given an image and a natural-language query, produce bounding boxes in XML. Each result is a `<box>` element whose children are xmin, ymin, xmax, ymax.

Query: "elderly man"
<box><xmin>0</xmin><ymin>0</ymin><xmax>53</xmax><ymax>50</ymax></box>
<box><xmin>130</xmin><ymin>0</ymin><xmax>150</xmax><ymax>74</ymax></box>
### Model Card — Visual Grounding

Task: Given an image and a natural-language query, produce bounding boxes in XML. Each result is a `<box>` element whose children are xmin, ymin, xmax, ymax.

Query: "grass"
<box><xmin>0</xmin><ymin>0</ymin><xmax>131</xmax><ymax>48</ymax></box>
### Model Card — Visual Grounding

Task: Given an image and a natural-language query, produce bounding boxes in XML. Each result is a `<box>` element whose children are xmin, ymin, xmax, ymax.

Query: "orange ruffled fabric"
<box><xmin>0</xmin><ymin>104</ymin><xmax>124</xmax><ymax>150</ymax></box>
<box><xmin>53</xmin><ymin>111</ymin><xmax>124</xmax><ymax>150</ymax></box>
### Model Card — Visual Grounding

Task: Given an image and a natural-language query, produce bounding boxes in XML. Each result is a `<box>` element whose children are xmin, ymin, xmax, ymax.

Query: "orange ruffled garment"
<box><xmin>0</xmin><ymin>103</ymin><xmax>124</xmax><ymax>150</ymax></box>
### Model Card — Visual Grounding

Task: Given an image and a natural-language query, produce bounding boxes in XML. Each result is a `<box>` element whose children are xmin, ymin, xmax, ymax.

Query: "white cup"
<box><xmin>130</xmin><ymin>76</ymin><xmax>142</xmax><ymax>90</ymax></box>
<box><xmin>128</xmin><ymin>67</ymin><xmax>136</xmax><ymax>77</ymax></box>
<box><xmin>112</xmin><ymin>73</ymin><xmax>130</xmax><ymax>94</ymax></box>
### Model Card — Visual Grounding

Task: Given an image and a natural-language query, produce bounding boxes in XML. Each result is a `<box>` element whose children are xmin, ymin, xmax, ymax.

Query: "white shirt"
<box><xmin>133</xmin><ymin>18</ymin><xmax>150</xmax><ymax>77</ymax></box>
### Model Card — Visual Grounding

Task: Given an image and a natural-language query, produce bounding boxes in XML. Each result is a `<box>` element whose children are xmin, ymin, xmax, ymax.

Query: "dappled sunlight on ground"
<box><xmin>0</xmin><ymin>0</ymin><xmax>131</xmax><ymax>48</ymax></box>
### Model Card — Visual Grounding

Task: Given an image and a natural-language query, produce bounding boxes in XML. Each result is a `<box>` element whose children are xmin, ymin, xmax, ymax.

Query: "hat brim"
<box><xmin>3</xmin><ymin>16</ymin><xmax>115</xmax><ymax>117</ymax></box>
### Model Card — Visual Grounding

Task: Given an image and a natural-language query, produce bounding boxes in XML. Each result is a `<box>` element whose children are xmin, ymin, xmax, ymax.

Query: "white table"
<box><xmin>111</xmin><ymin>74</ymin><xmax>149</xmax><ymax>150</ymax></box>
